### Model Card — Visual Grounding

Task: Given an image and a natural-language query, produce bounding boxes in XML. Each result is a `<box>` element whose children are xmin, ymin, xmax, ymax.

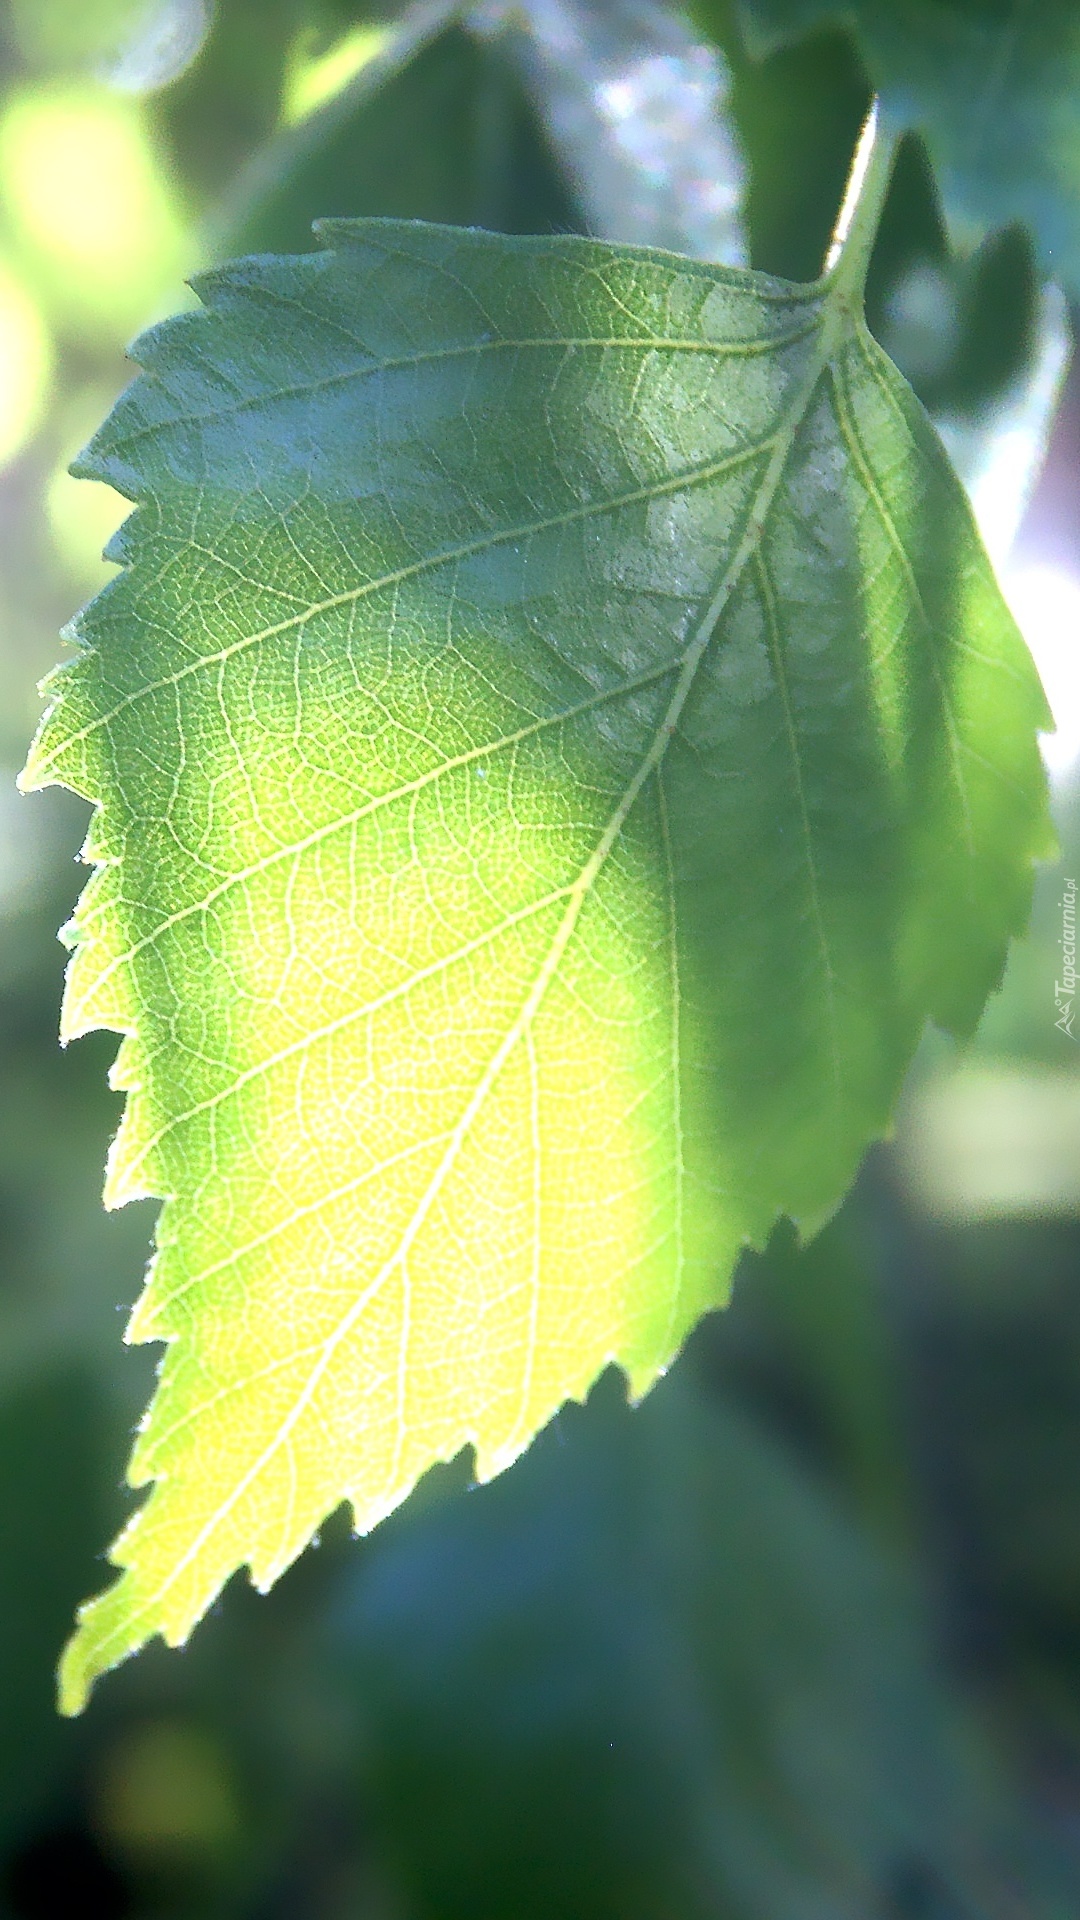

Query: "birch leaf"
<box><xmin>23</xmin><ymin>220</ymin><xmax>1051</xmax><ymax>1711</ymax></box>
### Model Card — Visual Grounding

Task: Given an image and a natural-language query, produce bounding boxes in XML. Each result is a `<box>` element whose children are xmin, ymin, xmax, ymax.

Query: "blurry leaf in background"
<box><xmin>0</xmin><ymin>84</ymin><xmax>190</xmax><ymax>341</ymax></box>
<box><xmin>154</xmin><ymin>0</ymin><xmax>384</xmax><ymax>205</ymax></box>
<box><xmin>0</xmin><ymin>260</ymin><xmax>52</xmax><ymax>468</ymax></box>
<box><xmin>219</xmin><ymin>20</ymin><xmax>584</xmax><ymax>256</ymax></box>
<box><xmin>221</xmin><ymin>0</ymin><xmax>749</xmax><ymax>271</ymax></box>
<box><xmin>705</xmin><ymin>0</ymin><xmax>1080</xmax><ymax>297</ymax></box>
<box><xmin>0</xmin><ymin>1369</ymin><xmax>119</xmax><ymax>1858</ymax></box>
<box><xmin>718</xmin><ymin>1210</ymin><xmax>916</xmax><ymax>1546</ymax></box>
<box><xmin>867</xmin><ymin>204</ymin><xmax>1043</xmax><ymax>420</ymax></box>
<box><xmin>704</xmin><ymin>17</ymin><xmax>870</xmax><ymax>282</ymax></box>
<box><xmin>325</xmin><ymin>1362</ymin><xmax>1064</xmax><ymax>1919</ymax></box>
<box><xmin>0</xmin><ymin>878</ymin><xmax>160</xmax><ymax>1396</ymax></box>
<box><xmin>712</xmin><ymin>12</ymin><xmax>1066</xmax><ymax>424</ymax></box>
<box><xmin>8</xmin><ymin>0</ymin><xmax>143</xmax><ymax>67</ymax></box>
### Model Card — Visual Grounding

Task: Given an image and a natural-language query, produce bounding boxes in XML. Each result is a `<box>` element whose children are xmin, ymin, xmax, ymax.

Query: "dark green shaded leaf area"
<box><xmin>331</xmin><ymin>1362</ymin><xmax>1037</xmax><ymax>1920</ymax></box>
<box><xmin>27</xmin><ymin>218</ymin><xmax>1052</xmax><ymax>1702</ymax></box>
<box><xmin>0</xmin><ymin>1372</ymin><xmax>115</xmax><ymax>1850</ymax></box>
<box><xmin>707</xmin><ymin>0</ymin><xmax>1080</xmax><ymax>291</ymax></box>
<box><xmin>221</xmin><ymin>25</ymin><xmax>583</xmax><ymax>259</ymax></box>
<box><xmin>151</xmin><ymin>0</ymin><xmax>305</xmax><ymax>203</ymax></box>
<box><xmin>723</xmin><ymin>20</ymin><xmax>872</xmax><ymax>284</ymax></box>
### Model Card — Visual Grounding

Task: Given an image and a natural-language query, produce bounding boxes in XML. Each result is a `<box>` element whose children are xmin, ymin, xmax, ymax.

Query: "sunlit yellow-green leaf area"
<box><xmin>0</xmin><ymin>260</ymin><xmax>52</xmax><ymax>466</ymax></box>
<box><xmin>23</xmin><ymin>223</ymin><xmax>1052</xmax><ymax>1711</ymax></box>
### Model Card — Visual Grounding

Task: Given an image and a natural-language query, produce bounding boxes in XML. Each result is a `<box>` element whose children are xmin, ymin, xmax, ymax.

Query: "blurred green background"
<box><xmin>1</xmin><ymin>2</ymin><xmax>1080</xmax><ymax>1914</ymax></box>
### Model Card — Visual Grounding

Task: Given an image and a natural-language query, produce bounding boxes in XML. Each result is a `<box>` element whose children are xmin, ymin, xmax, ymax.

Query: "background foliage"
<box><xmin>1</xmin><ymin>1</ymin><xmax>1080</xmax><ymax>1914</ymax></box>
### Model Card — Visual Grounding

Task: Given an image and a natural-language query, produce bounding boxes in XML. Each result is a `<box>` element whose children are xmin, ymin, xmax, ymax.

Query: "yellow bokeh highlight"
<box><xmin>283</xmin><ymin>24</ymin><xmax>388</xmax><ymax>126</ymax></box>
<box><xmin>0</xmin><ymin>261</ymin><xmax>52</xmax><ymax>467</ymax></box>
<box><xmin>94</xmin><ymin>1719</ymin><xmax>241</xmax><ymax>1854</ymax></box>
<box><xmin>48</xmin><ymin>384</ymin><xmax>131</xmax><ymax>585</ymax></box>
<box><xmin>47</xmin><ymin>463</ymin><xmax>127</xmax><ymax>588</ymax></box>
<box><xmin>0</xmin><ymin>85</ymin><xmax>190</xmax><ymax>339</ymax></box>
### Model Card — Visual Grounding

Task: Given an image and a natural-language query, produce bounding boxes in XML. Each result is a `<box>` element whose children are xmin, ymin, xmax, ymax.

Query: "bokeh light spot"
<box><xmin>0</xmin><ymin>85</ymin><xmax>189</xmax><ymax>338</ymax></box>
<box><xmin>1005</xmin><ymin>562</ymin><xmax>1080</xmax><ymax>781</ymax></box>
<box><xmin>47</xmin><ymin>460</ymin><xmax>126</xmax><ymax>590</ymax></box>
<box><xmin>0</xmin><ymin>262</ymin><xmax>52</xmax><ymax>468</ymax></box>
<box><xmin>94</xmin><ymin>1719</ymin><xmax>241</xmax><ymax>1854</ymax></box>
<box><xmin>283</xmin><ymin>24</ymin><xmax>388</xmax><ymax>126</ymax></box>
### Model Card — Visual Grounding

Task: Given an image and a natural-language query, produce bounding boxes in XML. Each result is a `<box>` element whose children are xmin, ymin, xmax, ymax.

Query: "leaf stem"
<box><xmin>823</xmin><ymin>100</ymin><xmax>895</xmax><ymax>296</ymax></box>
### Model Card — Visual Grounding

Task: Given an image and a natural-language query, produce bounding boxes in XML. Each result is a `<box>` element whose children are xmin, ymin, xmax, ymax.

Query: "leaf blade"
<box><xmin>22</xmin><ymin>222</ymin><xmax>1051</xmax><ymax>1711</ymax></box>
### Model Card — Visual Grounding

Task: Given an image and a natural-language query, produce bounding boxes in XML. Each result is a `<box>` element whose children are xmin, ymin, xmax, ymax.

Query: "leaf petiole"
<box><xmin>823</xmin><ymin>99</ymin><xmax>895</xmax><ymax>297</ymax></box>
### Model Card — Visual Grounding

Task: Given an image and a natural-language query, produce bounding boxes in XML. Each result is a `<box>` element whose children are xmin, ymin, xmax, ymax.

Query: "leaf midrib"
<box><xmin>104</xmin><ymin>316</ymin><xmax>823</xmax><ymax>455</ymax></box>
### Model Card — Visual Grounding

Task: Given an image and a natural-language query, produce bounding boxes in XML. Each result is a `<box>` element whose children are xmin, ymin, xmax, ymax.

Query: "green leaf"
<box><xmin>23</xmin><ymin>218</ymin><xmax>1051</xmax><ymax>1711</ymax></box>
<box><xmin>712</xmin><ymin>0</ymin><xmax>1080</xmax><ymax>292</ymax></box>
<box><xmin>155</xmin><ymin>0</ymin><xmax>354</xmax><ymax>205</ymax></box>
<box><xmin>332</xmin><ymin>1370</ymin><xmax>1029</xmax><ymax>1919</ymax></box>
<box><xmin>218</xmin><ymin>23</ymin><xmax>583</xmax><ymax>258</ymax></box>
